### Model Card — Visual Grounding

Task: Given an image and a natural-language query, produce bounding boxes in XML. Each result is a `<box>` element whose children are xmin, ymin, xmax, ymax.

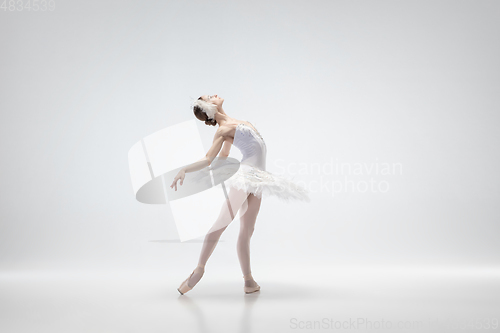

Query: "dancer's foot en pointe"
<box><xmin>243</xmin><ymin>273</ymin><xmax>260</xmax><ymax>294</ymax></box>
<box><xmin>178</xmin><ymin>265</ymin><xmax>205</xmax><ymax>295</ymax></box>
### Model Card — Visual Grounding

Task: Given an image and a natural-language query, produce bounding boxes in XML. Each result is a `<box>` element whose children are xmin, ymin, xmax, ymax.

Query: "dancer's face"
<box><xmin>201</xmin><ymin>94</ymin><xmax>224</xmax><ymax>109</ymax></box>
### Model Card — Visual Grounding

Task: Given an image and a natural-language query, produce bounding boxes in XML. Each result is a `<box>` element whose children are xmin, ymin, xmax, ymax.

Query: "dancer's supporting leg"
<box><xmin>188</xmin><ymin>187</ymin><xmax>249</xmax><ymax>287</ymax></box>
<box><xmin>237</xmin><ymin>193</ymin><xmax>262</xmax><ymax>288</ymax></box>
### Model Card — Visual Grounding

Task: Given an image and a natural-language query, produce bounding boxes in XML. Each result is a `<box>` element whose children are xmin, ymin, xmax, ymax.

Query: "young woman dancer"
<box><xmin>170</xmin><ymin>94</ymin><xmax>310</xmax><ymax>294</ymax></box>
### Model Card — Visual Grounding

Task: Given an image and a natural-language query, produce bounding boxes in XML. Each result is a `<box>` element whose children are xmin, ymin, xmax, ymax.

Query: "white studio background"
<box><xmin>0</xmin><ymin>0</ymin><xmax>499</xmax><ymax>275</ymax></box>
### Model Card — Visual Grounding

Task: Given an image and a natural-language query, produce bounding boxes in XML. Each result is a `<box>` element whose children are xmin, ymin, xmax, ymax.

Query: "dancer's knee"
<box><xmin>208</xmin><ymin>224</ymin><xmax>227</xmax><ymax>236</ymax></box>
<box><xmin>238</xmin><ymin>226</ymin><xmax>255</xmax><ymax>239</ymax></box>
<box><xmin>247</xmin><ymin>225</ymin><xmax>255</xmax><ymax>235</ymax></box>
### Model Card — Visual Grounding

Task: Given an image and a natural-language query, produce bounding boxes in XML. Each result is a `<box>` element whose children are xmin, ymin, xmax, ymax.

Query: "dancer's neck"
<box><xmin>214</xmin><ymin>108</ymin><xmax>234</xmax><ymax>127</ymax></box>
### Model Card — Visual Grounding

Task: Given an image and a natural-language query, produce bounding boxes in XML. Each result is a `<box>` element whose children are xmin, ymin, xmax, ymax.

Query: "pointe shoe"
<box><xmin>178</xmin><ymin>266</ymin><xmax>204</xmax><ymax>295</ymax></box>
<box><xmin>243</xmin><ymin>273</ymin><xmax>260</xmax><ymax>294</ymax></box>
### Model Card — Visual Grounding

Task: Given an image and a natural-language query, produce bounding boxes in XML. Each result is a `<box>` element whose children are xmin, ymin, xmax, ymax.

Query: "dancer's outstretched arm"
<box><xmin>170</xmin><ymin>127</ymin><xmax>231</xmax><ymax>190</ymax></box>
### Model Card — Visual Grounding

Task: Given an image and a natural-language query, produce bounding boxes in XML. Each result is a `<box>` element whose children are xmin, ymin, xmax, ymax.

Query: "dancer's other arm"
<box><xmin>170</xmin><ymin>127</ymin><xmax>230</xmax><ymax>190</ymax></box>
<box><xmin>218</xmin><ymin>140</ymin><xmax>232</xmax><ymax>158</ymax></box>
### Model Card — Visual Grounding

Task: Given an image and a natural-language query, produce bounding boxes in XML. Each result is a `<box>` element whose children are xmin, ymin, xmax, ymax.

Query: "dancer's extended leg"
<box><xmin>187</xmin><ymin>187</ymin><xmax>249</xmax><ymax>287</ymax></box>
<box><xmin>237</xmin><ymin>193</ymin><xmax>262</xmax><ymax>289</ymax></box>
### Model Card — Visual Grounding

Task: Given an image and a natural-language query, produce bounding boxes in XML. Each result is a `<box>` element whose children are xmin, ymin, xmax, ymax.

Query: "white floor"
<box><xmin>1</xmin><ymin>265</ymin><xmax>499</xmax><ymax>333</ymax></box>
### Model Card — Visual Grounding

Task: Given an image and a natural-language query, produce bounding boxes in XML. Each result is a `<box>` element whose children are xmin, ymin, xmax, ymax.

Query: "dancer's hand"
<box><xmin>170</xmin><ymin>170</ymin><xmax>185</xmax><ymax>191</ymax></box>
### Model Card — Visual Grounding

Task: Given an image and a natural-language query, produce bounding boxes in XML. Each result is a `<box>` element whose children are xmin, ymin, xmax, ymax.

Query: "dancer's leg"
<box><xmin>237</xmin><ymin>193</ymin><xmax>262</xmax><ymax>288</ymax></box>
<box><xmin>188</xmin><ymin>187</ymin><xmax>249</xmax><ymax>287</ymax></box>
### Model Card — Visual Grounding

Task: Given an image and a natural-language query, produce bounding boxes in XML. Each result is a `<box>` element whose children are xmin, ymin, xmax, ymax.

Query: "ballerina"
<box><xmin>170</xmin><ymin>94</ymin><xmax>310</xmax><ymax>294</ymax></box>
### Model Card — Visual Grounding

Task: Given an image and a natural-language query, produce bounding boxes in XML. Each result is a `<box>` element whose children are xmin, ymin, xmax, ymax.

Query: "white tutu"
<box><xmin>212</xmin><ymin>162</ymin><xmax>310</xmax><ymax>202</ymax></box>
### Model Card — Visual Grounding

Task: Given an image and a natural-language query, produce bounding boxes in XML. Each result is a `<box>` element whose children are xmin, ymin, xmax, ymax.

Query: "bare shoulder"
<box><xmin>214</xmin><ymin>125</ymin><xmax>230</xmax><ymax>137</ymax></box>
<box><xmin>215</xmin><ymin>124</ymin><xmax>238</xmax><ymax>144</ymax></box>
<box><xmin>216</xmin><ymin>124</ymin><xmax>236</xmax><ymax>137</ymax></box>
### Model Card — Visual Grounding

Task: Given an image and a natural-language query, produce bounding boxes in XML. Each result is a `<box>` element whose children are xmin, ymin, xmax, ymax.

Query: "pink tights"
<box><xmin>188</xmin><ymin>187</ymin><xmax>262</xmax><ymax>287</ymax></box>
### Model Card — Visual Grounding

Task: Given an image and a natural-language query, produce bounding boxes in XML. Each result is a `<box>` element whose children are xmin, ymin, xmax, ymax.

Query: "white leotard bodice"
<box><xmin>233</xmin><ymin>121</ymin><xmax>267</xmax><ymax>171</ymax></box>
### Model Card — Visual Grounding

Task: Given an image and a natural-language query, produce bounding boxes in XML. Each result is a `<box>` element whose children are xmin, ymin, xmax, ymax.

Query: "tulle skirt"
<box><xmin>222</xmin><ymin>163</ymin><xmax>310</xmax><ymax>202</ymax></box>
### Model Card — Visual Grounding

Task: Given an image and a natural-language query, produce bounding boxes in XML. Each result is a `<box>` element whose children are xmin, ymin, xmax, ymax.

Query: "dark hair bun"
<box><xmin>205</xmin><ymin>118</ymin><xmax>217</xmax><ymax>126</ymax></box>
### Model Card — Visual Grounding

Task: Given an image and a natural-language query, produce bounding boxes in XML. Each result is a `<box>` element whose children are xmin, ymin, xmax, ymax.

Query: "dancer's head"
<box><xmin>193</xmin><ymin>95</ymin><xmax>224</xmax><ymax>126</ymax></box>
